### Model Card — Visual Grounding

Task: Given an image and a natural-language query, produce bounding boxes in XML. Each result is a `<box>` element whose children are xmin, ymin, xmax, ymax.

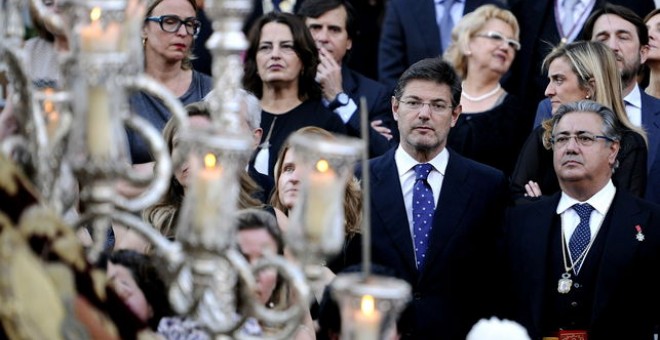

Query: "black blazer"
<box><xmin>356</xmin><ymin>147</ymin><xmax>509</xmax><ymax>339</ymax></box>
<box><xmin>502</xmin><ymin>190</ymin><xmax>660</xmax><ymax>339</ymax></box>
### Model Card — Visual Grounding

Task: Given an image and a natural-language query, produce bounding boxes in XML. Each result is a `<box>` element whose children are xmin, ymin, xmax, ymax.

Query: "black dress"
<box><xmin>448</xmin><ymin>94</ymin><xmax>528</xmax><ymax>177</ymax></box>
<box><xmin>511</xmin><ymin>126</ymin><xmax>647</xmax><ymax>204</ymax></box>
<box><xmin>257</xmin><ymin>100</ymin><xmax>347</xmax><ymax>176</ymax></box>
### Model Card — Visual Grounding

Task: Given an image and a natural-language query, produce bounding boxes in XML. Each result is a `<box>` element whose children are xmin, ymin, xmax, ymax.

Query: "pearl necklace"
<box><xmin>461</xmin><ymin>82</ymin><xmax>502</xmax><ymax>102</ymax></box>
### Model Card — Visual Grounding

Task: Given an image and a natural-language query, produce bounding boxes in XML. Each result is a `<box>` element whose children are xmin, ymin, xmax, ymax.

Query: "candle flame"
<box><xmin>204</xmin><ymin>153</ymin><xmax>217</xmax><ymax>168</ymax></box>
<box><xmin>360</xmin><ymin>295</ymin><xmax>375</xmax><ymax>316</ymax></box>
<box><xmin>90</xmin><ymin>7</ymin><xmax>102</xmax><ymax>22</ymax></box>
<box><xmin>316</xmin><ymin>159</ymin><xmax>330</xmax><ymax>173</ymax></box>
<box><xmin>43</xmin><ymin>88</ymin><xmax>54</xmax><ymax>113</ymax></box>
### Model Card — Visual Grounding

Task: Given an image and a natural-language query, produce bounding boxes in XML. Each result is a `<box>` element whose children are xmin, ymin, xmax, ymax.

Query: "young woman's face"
<box><xmin>107</xmin><ymin>262</ymin><xmax>152</xmax><ymax>322</ymax></box>
<box><xmin>545</xmin><ymin>57</ymin><xmax>590</xmax><ymax>114</ymax></box>
<box><xmin>237</xmin><ymin>228</ymin><xmax>279</xmax><ymax>306</ymax></box>
<box><xmin>172</xmin><ymin>115</ymin><xmax>212</xmax><ymax>190</ymax></box>
<box><xmin>277</xmin><ymin>148</ymin><xmax>301</xmax><ymax>210</ymax></box>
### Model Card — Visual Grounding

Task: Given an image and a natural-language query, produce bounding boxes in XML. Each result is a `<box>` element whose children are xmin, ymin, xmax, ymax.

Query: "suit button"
<box><xmin>413</xmin><ymin>293</ymin><xmax>422</xmax><ymax>300</ymax></box>
<box><xmin>571</xmin><ymin>301</ymin><xmax>578</xmax><ymax>307</ymax></box>
<box><xmin>574</xmin><ymin>283</ymin><xmax>580</xmax><ymax>288</ymax></box>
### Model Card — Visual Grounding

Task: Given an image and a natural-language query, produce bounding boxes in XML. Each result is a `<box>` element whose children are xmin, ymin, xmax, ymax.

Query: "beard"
<box><xmin>620</xmin><ymin>58</ymin><xmax>642</xmax><ymax>88</ymax></box>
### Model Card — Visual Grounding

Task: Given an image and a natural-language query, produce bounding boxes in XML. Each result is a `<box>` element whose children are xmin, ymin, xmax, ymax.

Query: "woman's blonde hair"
<box><xmin>540</xmin><ymin>41</ymin><xmax>647</xmax><ymax>148</ymax></box>
<box><xmin>270</xmin><ymin>127</ymin><xmax>362</xmax><ymax>239</ymax></box>
<box><xmin>443</xmin><ymin>4</ymin><xmax>519</xmax><ymax>79</ymax></box>
<box><xmin>143</xmin><ymin>0</ymin><xmax>198</xmax><ymax>70</ymax></box>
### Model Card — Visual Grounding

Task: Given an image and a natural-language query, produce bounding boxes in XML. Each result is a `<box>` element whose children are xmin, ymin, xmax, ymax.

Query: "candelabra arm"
<box><xmin>28</xmin><ymin>0</ymin><xmax>66</xmax><ymax>38</ymax></box>
<box><xmin>114</xmin><ymin>114</ymin><xmax>172</xmax><ymax>212</ymax></box>
<box><xmin>122</xmin><ymin>74</ymin><xmax>189</xmax><ymax>131</ymax></box>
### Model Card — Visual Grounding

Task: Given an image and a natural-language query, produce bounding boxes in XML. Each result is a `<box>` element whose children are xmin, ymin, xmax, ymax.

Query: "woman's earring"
<box><xmin>585</xmin><ymin>94</ymin><xmax>591</xmax><ymax>99</ymax></box>
<box><xmin>142</xmin><ymin>37</ymin><xmax>147</xmax><ymax>46</ymax></box>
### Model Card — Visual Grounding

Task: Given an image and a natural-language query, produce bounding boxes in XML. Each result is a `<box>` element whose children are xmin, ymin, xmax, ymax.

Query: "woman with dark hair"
<box><xmin>102</xmin><ymin>249</ymin><xmax>174</xmax><ymax>331</ymax></box>
<box><xmin>235</xmin><ymin>208</ymin><xmax>315</xmax><ymax>340</ymax></box>
<box><xmin>242</xmin><ymin>12</ymin><xmax>347</xmax><ymax>177</ymax></box>
<box><xmin>127</xmin><ymin>0</ymin><xmax>214</xmax><ymax>164</ymax></box>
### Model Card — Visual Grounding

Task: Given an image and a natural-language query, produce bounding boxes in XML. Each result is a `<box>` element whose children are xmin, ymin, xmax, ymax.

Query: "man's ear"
<box><xmin>391</xmin><ymin>96</ymin><xmax>399</xmax><ymax>121</ymax></box>
<box><xmin>640</xmin><ymin>44</ymin><xmax>650</xmax><ymax>64</ymax></box>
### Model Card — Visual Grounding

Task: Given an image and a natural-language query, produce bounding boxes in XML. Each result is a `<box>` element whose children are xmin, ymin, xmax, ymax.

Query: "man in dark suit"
<box><xmin>242</xmin><ymin>0</ymin><xmax>306</xmax><ymax>36</ymax></box>
<box><xmin>508</xmin><ymin>0</ymin><xmax>654</xmax><ymax>119</ymax></box>
<box><xmin>533</xmin><ymin>4</ymin><xmax>660</xmax><ymax>171</ymax></box>
<box><xmin>377</xmin><ymin>0</ymin><xmax>506</xmax><ymax>94</ymax></box>
<box><xmin>298</xmin><ymin>0</ymin><xmax>397</xmax><ymax>157</ymax></box>
<box><xmin>503</xmin><ymin>100</ymin><xmax>660</xmax><ymax>339</ymax></box>
<box><xmin>360</xmin><ymin>58</ymin><xmax>509</xmax><ymax>339</ymax></box>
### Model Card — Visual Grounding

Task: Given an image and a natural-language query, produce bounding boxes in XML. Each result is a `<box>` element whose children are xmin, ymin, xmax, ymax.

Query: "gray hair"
<box><xmin>546</xmin><ymin>100</ymin><xmax>622</xmax><ymax>146</ymax></box>
<box><xmin>203</xmin><ymin>89</ymin><xmax>262</xmax><ymax>130</ymax></box>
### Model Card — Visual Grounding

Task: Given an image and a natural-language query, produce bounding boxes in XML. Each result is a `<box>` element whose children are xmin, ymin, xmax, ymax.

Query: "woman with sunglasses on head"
<box><xmin>444</xmin><ymin>5</ymin><xmax>527</xmax><ymax>177</ymax></box>
<box><xmin>127</xmin><ymin>0</ymin><xmax>213</xmax><ymax>165</ymax></box>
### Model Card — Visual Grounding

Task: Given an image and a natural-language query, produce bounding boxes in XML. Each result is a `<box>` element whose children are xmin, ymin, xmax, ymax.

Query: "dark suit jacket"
<box><xmin>357</xmin><ymin>148</ymin><xmax>509</xmax><ymax>339</ymax></box>
<box><xmin>242</xmin><ymin>0</ymin><xmax>307</xmax><ymax>36</ymax></box>
<box><xmin>502</xmin><ymin>190</ymin><xmax>660</xmax><ymax>339</ymax></box>
<box><xmin>377</xmin><ymin>0</ymin><xmax>505</xmax><ymax>93</ymax></box>
<box><xmin>646</xmin><ymin>147</ymin><xmax>660</xmax><ymax>205</ymax></box>
<box><xmin>342</xmin><ymin>66</ymin><xmax>398</xmax><ymax>157</ymax></box>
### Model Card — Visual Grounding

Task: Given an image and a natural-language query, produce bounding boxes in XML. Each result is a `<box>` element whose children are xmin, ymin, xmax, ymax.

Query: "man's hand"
<box><xmin>316</xmin><ymin>47</ymin><xmax>344</xmax><ymax>102</ymax></box>
<box><xmin>371</xmin><ymin>119</ymin><xmax>393</xmax><ymax>141</ymax></box>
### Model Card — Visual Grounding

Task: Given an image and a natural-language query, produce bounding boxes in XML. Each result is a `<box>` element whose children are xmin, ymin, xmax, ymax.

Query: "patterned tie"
<box><xmin>412</xmin><ymin>163</ymin><xmax>436</xmax><ymax>270</ymax></box>
<box><xmin>439</xmin><ymin>0</ymin><xmax>455</xmax><ymax>52</ymax></box>
<box><xmin>569</xmin><ymin>203</ymin><xmax>594</xmax><ymax>273</ymax></box>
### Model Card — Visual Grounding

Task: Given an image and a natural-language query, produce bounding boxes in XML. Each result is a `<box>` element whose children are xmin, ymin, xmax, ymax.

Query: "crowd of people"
<box><xmin>4</xmin><ymin>0</ymin><xmax>660</xmax><ymax>339</ymax></box>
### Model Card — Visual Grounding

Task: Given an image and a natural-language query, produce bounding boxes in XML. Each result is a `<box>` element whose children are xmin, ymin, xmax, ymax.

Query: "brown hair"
<box><xmin>242</xmin><ymin>12</ymin><xmax>321</xmax><ymax>101</ymax></box>
<box><xmin>269</xmin><ymin>126</ymin><xmax>362</xmax><ymax>239</ymax></box>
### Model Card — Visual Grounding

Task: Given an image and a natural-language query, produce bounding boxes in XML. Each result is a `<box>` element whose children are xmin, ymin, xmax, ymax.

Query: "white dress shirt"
<box><xmin>624</xmin><ymin>84</ymin><xmax>643</xmax><ymax>128</ymax></box>
<box><xmin>557</xmin><ymin>180</ymin><xmax>616</xmax><ymax>269</ymax></box>
<box><xmin>395</xmin><ymin>146</ymin><xmax>448</xmax><ymax>251</ymax></box>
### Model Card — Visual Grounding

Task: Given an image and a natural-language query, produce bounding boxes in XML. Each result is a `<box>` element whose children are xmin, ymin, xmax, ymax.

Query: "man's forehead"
<box><xmin>593</xmin><ymin>14</ymin><xmax>637</xmax><ymax>37</ymax></box>
<box><xmin>554</xmin><ymin>111</ymin><xmax>602</xmax><ymax>132</ymax></box>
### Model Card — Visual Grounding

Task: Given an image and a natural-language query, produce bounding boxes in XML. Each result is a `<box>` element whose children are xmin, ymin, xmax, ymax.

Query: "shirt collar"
<box><xmin>556</xmin><ymin>180</ymin><xmax>616</xmax><ymax>216</ymax></box>
<box><xmin>624</xmin><ymin>84</ymin><xmax>642</xmax><ymax>109</ymax></box>
<box><xmin>395</xmin><ymin>146</ymin><xmax>449</xmax><ymax>177</ymax></box>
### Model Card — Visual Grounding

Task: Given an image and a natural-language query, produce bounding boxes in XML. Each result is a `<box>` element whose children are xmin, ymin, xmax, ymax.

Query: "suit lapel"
<box><xmin>591</xmin><ymin>192</ymin><xmax>647</xmax><ymax>323</ymax></box>
<box><xmin>420</xmin><ymin>151</ymin><xmax>471</xmax><ymax>276</ymax></box>
<box><xmin>371</xmin><ymin>150</ymin><xmax>417</xmax><ymax>273</ymax></box>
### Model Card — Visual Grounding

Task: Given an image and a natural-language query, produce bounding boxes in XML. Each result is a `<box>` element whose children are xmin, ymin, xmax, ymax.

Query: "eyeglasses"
<box><xmin>145</xmin><ymin>15</ymin><xmax>201</xmax><ymax>37</ymax></box>
<box><xmin>550</xmin><ymin>133</ymin><xmax>615</xmax><ymax>148</ymax></box>
<box><xmin>474</xmin><ymin>31</ymin><xmax>521</xmax><ymax>51</ymax></box>
<box><xmin>398</xmin><ymin>100</ymin><xmax>453</xmax><ymax>114</ymax></box>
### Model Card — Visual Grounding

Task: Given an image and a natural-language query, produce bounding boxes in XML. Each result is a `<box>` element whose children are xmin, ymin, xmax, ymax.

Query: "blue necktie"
<box><xmin>569</xmin><ymin>203</ymin><xmax>594</xmax><ymax>273</ymax></box>
<box><xmin>412</xmin><ymin>163</ymin><xmax>435</xmax><ymax>270</ymax></box>
<box><xmin>439</xmin><ymin>0</ymin><xmax>455</xmax><ymax>51</ymax></box>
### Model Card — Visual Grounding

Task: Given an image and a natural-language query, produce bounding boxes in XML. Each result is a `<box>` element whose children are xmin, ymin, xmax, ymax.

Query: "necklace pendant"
<box><xmin>558</xmin><ymin>272</ymin><xmax>572</xmax><ymax>294</ymax></box>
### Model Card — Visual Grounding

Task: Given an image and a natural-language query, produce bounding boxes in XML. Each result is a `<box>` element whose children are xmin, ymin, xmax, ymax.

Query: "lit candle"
<box><xmin>305</xmin><ymin>159</ymin><xmax>341</xmax><ymax>243</ymax></box>
<box><xmin>354</xmin><ymin>295</ymin><xmax>381</xmax><ymax>340</ymax></box>
<box><xmin>192</xmin><ymin>153</ymin><xmax>224</xmax><ymax>233</ymax></box>
<box><xmin>42</xmin><ymin>88</ymin><xmax>59</xmax><ymax>139</ymax></box>
<box><xmin>79</xmin><ymin>7</ymin><xmax>121</xmax><ymax>53</ymax></box>
<box><xmin>87</xmin><ymin>85</ymin><xmax>112</xmax><ymax>157</ymax></box>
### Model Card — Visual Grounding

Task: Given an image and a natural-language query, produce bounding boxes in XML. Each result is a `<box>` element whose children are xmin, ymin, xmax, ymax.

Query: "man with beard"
<box><xmin>534</xmin><ymin>4</ymin><xmax>660</xmax><ymax>171</ymax></box>
<box><xmin>502</xmin><ymin>100</ymin><xmax>660</xmax><ymax>339</ymax></box>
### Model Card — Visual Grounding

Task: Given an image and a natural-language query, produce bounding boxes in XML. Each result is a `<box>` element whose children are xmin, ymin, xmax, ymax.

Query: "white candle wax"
<box><xmin>354</xmin><ymin>295</ymin><xmax>381</xmax><ymax>340</ymax></box>
<box><xmin>79</xmin><ymin>7</ymin><xmax>121</xmax><ymax>53</ymax></box>
<box><xmin>87</xmin><ymin>85</ymin><xmax>112</xmax><ymax>157</ymax></box>
<box><xmin>192</xmin><ymin>154</ymin><xmax>224</xmax><ymax>234</ymax></box>
<box><xmin>305</xmin><ymin>159</ymin><xmax>340</xmax><ymax>242</ymax></box>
